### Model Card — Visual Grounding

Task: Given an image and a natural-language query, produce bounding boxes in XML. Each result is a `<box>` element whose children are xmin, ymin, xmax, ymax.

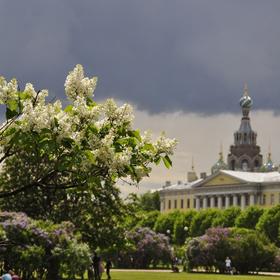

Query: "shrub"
<box><xmin>0</xmin><ymin>212</ymin><xmax>91</xmax><ymax>280</ymax></box>
<box><xmin>118</xmin><ymin>227</ymin><xmax>172</xmax><ymax>268</ymax></box>
<box><xmin>186</xmin><ymin>227</ymin><xmax>277</xmax><ymax>274</ymax></box>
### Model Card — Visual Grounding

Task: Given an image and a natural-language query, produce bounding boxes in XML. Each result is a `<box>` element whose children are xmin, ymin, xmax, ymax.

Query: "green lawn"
<box><xmin>106</xmin><ymin>271</ymin><xmax>280</xmax><ymax>280</ymax></box>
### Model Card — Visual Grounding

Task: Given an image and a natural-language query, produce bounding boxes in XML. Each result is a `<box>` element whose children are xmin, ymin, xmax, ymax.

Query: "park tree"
<box><xmin>235</xmin><ymin>206</ymin><xmax>264</xmax><ymax>229</ymax></box>
<box><xmin>138</xmin><ymin>191</ymin><xmax>160</xmax><ymax>211</ymax></box>
<box><xmin>0</xmin><ymin>65</ymin><xmax>176</xmax><ymax>249</ymax></box>
<box><xmin>212</xmin><ymin>207</ymin><xmax>241</xmax><ymax>228</ymax></box>
<box><xmin>189</xmin><ymin>208</ymin><xmax>220</xmax><ymax>237</ymax></box>
<box><xmin>153</xmin><ymin>210</ymin><xmax>182</xmax><ymax>239</ymax></box>
<box><xmin>173</xmin><ymin>209</ymin><xmax>196</xmax><ymax>245</ymax></box>
<box><xmin>257</xmin><ymin>205</ymin><xmax>280</xmax><ymax>246</ymax></box>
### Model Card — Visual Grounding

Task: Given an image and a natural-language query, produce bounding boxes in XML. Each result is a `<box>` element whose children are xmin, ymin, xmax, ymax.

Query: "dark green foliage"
<box><xmin>235</xmin><ymin>206</ymin><xmax>264</xmax><ymax>229</ymax></box>
<box><xmin>139</xmin><ymin>191</ymin><xmax>160</xmax><ymax>211</ymax></box>
<box><xmin>189</xmin><ymin>209</ymin><xmax>220</xmax><ymax>237</ymax></box>
<box><xmin>257</xmin><ymin>205</ymin><xmax>280</xmax><ymax>246</ymax></box>
<box><xmin>154</xmin><ymin>210</ymin><xmax>182</xmax><ymax>236</ymax></box>
<box><xmin>137</xmin><ymin>210</ymin><xmax>161</xmax><ymax>229</ymax></box>
<box><xmin>173</xmin><ymin>210</ymin><xmax>197</xmax><ymax>245</ymax></box>
<box><xmin>212</xmin><ymin>207</ymin><xmax>241</xmax><ymax>227</ymax></box>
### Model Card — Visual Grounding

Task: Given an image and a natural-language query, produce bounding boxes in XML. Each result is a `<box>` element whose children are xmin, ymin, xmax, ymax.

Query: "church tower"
<box><xmin>227</xmin><ymin>84</ymin><xmax>263</xmax><ymax>171</ymax></box>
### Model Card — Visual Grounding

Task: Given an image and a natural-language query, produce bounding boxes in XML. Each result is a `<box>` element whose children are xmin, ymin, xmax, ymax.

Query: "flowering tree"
<box><xmin>0</xmin><ymin>64</ymin><xmax>176</xmax><ymax>196</ymax></box>
<box><xmin>0</xmin><ymin>65</ymin><xmax>176</xmax><ymax>247</ymax></box>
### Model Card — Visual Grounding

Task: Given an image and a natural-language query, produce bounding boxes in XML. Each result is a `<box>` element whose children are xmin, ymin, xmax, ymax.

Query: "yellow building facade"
<box><xmin>159</xmin><ymin>170</ymin><xmax>280</xmax><ymax>212</ymax></box>
<box><xmin>159</xmin><ymin>86</ymin><xmax>279</xmax><ymax>212</ymax></box>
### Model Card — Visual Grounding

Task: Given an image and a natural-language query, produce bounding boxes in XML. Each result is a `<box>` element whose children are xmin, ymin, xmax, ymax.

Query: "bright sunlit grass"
<box><xmin>104</xmin><ymin>271</ymin><xmax>280</xmax><ymax>280</ymax></box>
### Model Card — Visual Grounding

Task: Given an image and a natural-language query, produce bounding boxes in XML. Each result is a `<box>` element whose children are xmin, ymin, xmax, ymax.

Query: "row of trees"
<box><xmin>117</xmin><ymin>198</ymin><xmax>280</xmax><ymax>273</ymax></box>
<box><xmin>126</xmin><ymin>203</ymin><xmax>280</xmax><ymax>247</ymax></box>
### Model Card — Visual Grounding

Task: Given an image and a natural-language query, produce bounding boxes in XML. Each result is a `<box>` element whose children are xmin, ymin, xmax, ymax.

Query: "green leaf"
<box><xmin>61</xmin><ymin>138</ymin><xmax>75</xmax><ymax>149</ymax></box>
<box><xmin>57</xmin><ymin>162</ymin><xmax>69</xmax><ymax>172</ymax></box>
<box><xmin>155</xmin><ymin>157</ymin><xmax>161</xmax><ymax>165</ymax></box>
<box><xmin>84</xmin><ymin>150</ymin><xmax>96</xmax><ymax>164</ymax></box>
<box><xmin>7</xmin><ymin>99</ymin><xmax>18</xmax><ymax>112</ymax></box>
<box><xmin>142</xmin><ymin>143</ymin><xmax>155</xmax><ymax>152</ymax></box>
<box><xmin>6</xmin><ymin>107</ymin><xmax>18</xmax><ymax>120</ymax></box>
<box><xmin>129</xmin><ymin>130</ymin><xmax>141</xmax><ymax>142</ymax></box>
<box><xmin>64</xmin><ymin>105</ymin><xmax>73</xmax><ymax>113</ymax></box>
<box><xmin>163</xmin><ymin>155</ymin><xmax>172</xmax><ymax>169</ymax></box>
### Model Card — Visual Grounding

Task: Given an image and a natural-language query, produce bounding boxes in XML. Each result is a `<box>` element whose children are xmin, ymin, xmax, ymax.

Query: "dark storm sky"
<box><xmin>1</xmin><ymin>0</ymin><xmax>280</xmax><ymax>114</ymax></box>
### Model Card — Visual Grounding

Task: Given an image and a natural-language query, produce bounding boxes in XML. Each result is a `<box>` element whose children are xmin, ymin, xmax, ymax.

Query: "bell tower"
<box><xmin>227</xmin><ymin>84</ymin><xmax>263</xmax><ymax>171</ymax></box>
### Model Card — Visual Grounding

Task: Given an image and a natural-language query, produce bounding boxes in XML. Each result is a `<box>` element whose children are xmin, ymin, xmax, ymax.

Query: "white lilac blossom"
<box><xmin>0</xmin><ymin>77</ymin><xmax>18</xmax><ymax>104</ymax></box>
<box><xmin>64</xmin><ymin>64</ymin><xmax>98</xmax><ymax>101</ymax></box>
<box><xmin>0</xmin><ymin>64</ymin><xmax>176</xmax><ymax>191</ymax></box>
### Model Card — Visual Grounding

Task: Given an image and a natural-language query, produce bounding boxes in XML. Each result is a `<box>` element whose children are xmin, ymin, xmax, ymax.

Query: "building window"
<box><xmin>262</xmin><ymin>195</ymin><xmax>266</xmax><ymax>205</ymax></box>
<box><xmin>187</xmin><ymin>199</ymin><xmax>190</xmax><ymax>208</ymax></box>
<box><xmin>229</xmin><ymin>196</ymin><xmax>233</xmax><ymax>206</ymax></box>
<box><xmin>271</xmin><ymin>194</ymin><xmax>275</xmax><ymax>205</ymax></box>
<box><xmin>193</xmin><ymin>199</ymin><xmax>196</xmax><ymax>208</ymax></box>
<box><xmin>174</xmin><ymin>200</ymin><xmax>177</xmax><ymax>209</ymax></box>
<box><xmin>181</xmin><ymin>199</ymin><xmax>184</xmax><ymax>209</ymax></box>
<box><xmin>168</xmin><ymin>200</ymin><xmax>171</xmax><ymax>209</ymax></box>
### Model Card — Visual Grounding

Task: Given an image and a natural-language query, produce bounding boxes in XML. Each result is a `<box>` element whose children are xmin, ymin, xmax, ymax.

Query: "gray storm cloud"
<box><xmin>0</xmin><ymin>0</ymin><xmax>280</xmax><ymax>114</ymax></box>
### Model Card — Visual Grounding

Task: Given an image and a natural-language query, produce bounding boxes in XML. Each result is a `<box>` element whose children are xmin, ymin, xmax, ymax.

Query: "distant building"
<box><xmin>158</xmin><ymin>85</ymin><xmax>279</xmax><ymax>212</ymax></box>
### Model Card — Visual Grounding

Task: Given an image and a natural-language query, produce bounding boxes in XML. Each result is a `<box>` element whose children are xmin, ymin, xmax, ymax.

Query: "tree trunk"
<box><xmin>46</xmin><ymin>257</ymin><xmax>60</xmax><ymax>280</ymax></box>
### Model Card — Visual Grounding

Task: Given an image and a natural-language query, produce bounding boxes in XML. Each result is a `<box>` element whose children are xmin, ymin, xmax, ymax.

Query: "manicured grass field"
<box><xmin>106</xmin><ymin>271</ymin><xmax>280</xmax><ymax>280</ymax></box>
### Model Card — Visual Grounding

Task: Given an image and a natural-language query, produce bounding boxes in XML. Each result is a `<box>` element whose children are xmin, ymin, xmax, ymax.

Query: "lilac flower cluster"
<box><xmin>119</xmin><ymin>227</ymin><xmax>172</xmax><ymax>268</ymax></box>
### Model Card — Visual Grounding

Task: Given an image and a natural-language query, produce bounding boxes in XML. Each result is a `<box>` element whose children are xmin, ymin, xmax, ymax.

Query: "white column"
<box><xmin>218</xmin><ymin>196</ymin><xmax>223</xmax><ymax>209</ymax></box>
<box><xmin>196</xmin><ymin>197</ymin><xmax>200</xmax><ymax>210</ymax></box>
<box><xmin>210</xmin><ymin>196</ymin><xmax>215</xmax><ymax>208</ymax></box>
<box><xmin>160</xmin><ymin>200</ymin><xmax>165</xmax><ymax>212</ymax></box>
<box><xmin>203</xmin><ymin>197</ymin><xmax>207</xmax><ymax>209</ymax></box>
<box><xmin>241</xmin><ymin>194</ymin><xmax>246</xmax><ymax>209</ymax></box>
<box><xmin>233</xmin><ymin>195</ymin><xmax>238</xmax><ymax>206</ymax></box>
<box><xmin>225</xmin><ymin>196</ymin><xmax>230</xmax><ymax>208</ymax></box>
<box><xmin>249</xmin><ymin>193</ymin><xmax>255</xmax><ymax>206</ymax></box>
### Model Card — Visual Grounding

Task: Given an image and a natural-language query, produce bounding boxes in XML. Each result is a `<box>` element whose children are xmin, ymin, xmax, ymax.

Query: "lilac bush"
<box><xmin>0</xmin><ymin>212</ymin><xmax>91</xmax><ymax>280</ymax></box>
<box><xmin>117</xmin><ymin>227</ymin><xmax>172</xmax><ymax>268</ymax></box>
<box><xmin>186</xmin><ymin>227</ymin><xmax>277</xmax><ymax>274</ymax></box>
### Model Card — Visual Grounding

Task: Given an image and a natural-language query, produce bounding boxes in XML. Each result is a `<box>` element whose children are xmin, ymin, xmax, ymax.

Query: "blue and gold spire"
<box><xmin>227</xmin><ymin>84</ymin><xmax>263</xmax><ymax>171</ymax></box>
<box><xmin>211</xmin><ymin>143</ymin><xmax>228</xmax><ymax>174</ymax></box>
<box><xmin>262</xmin><ymin>144</ymin><xmax>275</xmax><ymax>172</ymax></box>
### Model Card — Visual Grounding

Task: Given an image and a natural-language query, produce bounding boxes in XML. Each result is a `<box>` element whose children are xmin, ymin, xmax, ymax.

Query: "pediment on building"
<box><xmin>196</xmin><ymin>171</ymin><xmax>246</xmax><ymax>188</ymax></box>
